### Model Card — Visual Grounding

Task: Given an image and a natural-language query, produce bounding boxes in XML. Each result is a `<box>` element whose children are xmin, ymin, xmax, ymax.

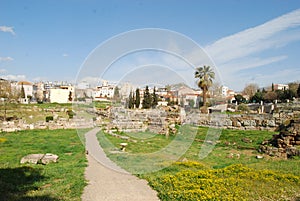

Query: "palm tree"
<box><xmin>195</xmin><ymin>65</ymin><xmax>215</xmax><ymax>107</ymax></box>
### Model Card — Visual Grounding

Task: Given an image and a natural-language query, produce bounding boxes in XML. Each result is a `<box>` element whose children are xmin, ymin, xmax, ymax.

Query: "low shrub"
<box><xmin>45</xmin><ymin>116</ymin><xmax>53</xmax><ymax>122</ymax></box>
<box><xmin>148</xmin><ymin>162</ymin><xmax>300</xmax><ymax>201</ymax></box>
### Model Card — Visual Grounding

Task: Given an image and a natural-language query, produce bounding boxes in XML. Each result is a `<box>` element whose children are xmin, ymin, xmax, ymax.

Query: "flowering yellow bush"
<box><xmin>148</xmin><ymin>162</ymin><xmax>300</xmax><ymax>201</ymax></box>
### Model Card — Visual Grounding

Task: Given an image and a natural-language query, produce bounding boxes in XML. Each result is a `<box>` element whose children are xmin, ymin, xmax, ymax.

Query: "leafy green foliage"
<box><xmin>148</xmin><ymin>163</ymin><xmax>300</xmax><ymax>201</ymax></box>
<box><xmin>237</xmin><ymin>103</ymin><xmax>249</xmax><ymax>112</ymax></box>
<box><xmin>142</xmin><ymin>86</ymin><xmax>152</xmax><ymax>109</ymax></box>
<box><xmin>135</xmin><ymin>88</ymin><xmax>140</xmax><ymax>108</ymax></box>
<box><xmin>45</xmin><ymin>116</ymin><xmax>54</xmax><ymax>122</ymax></box>
<box><xmin>195</xmin><ymin>65</ymin><xmax>215</xmax><ymax>106</ymax></box>
<box><xmin>234</xmin><ymin>94</ymin><xmax>246</xmax><ymax>104</ymax></box>
<box><xmin>152</xmin><ymin>87</ymin><xmax>158</xmax><ymax>108</ymax></box>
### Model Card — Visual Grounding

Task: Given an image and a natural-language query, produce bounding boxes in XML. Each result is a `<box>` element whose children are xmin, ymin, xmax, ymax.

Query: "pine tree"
<box><xmin>152</xmin><ymin>87</ymin><xmax>158</xmax><ymax>108</ymax></box>
<box><xmin>272</xmin><ymin>83</ymin><xmax>274</xmax><ymax>91</ymax></box>
<box><xmin>135</xmin><ymin>88</ymin><xmax>140</xmax><ymax>109</ymax></box>
<box><xmin>113</xmin><ymin>86</ymin><xmax>120</xmax><ymax>100</ymax></box>
<box><xmin>20</xmin><ymin>84</ymin><xmax>25</xmax><ymax>98</ymax></box>
<box><xmin>142</xmin><ymin>86</ymin><xmax>152</xmax><ymax>109</ymax></box>
<box><xmin>128</xmin><ymin>91</ymin><xmax>134</xmax><ymax>109</ymax></box>
<box><xmin>297</xmin><ymin>84</ymin><xmax>300</xmax><ymax>98</ymax></box>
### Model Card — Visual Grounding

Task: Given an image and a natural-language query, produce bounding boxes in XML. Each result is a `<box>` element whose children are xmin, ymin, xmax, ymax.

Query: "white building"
<box><xmin>274</xmin><ymin>84</ymin><xmax>289</xmax><ymax>91</ymax></box>
<box><xmin>221</xmin><ymin>86</ymin><xmax>229</xmax><ymax>97</ymax></box>
<box><xmin>16</xmin><ymin>81</ymin><xmax>33</xmax><ymax>104</ymax></box>
<box><xmin>50</xmin><ymin>86</ymin><xmax>74</xmax><ymax>103</ymax></box>
<box><xmin>93</xmin><ymin>80</ymin><xmax>115</xmax><ymax>100</ymax></box>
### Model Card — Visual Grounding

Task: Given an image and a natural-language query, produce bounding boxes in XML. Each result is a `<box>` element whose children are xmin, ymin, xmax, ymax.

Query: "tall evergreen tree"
<box><xmin>142</xmin><ymin>86</ymin><xmax>152</xmax><ymax>109</ymax></box>
<box><xmin>128</xmin><ymin>91</ymin><xmax>134</xmax><ymax>109</ymax></box>
<box><xmin>152</xmin><ymin>87</ymin><xmax>158</xmax><ymax>108</ymax></box>
<box><xmin>113</xmin><ymin>86</ymin><xmax>120</xmax><ymax>100</ymax></box>
<box><xmin>272</xmin><ymin>83</ymin><xmax>274</xmax><ymax>91</ymax></box>
<box><xmin>20</xmin><ymin>84</ymin><xmax>25</xmax><ymax>98</ymax></box>
<box><xmin>135</xmin><ymin>88</ymin><xmax>140</xmax><ymax>108</ymax></box>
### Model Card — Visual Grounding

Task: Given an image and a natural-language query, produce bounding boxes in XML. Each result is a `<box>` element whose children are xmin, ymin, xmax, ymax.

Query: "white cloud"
<box><xmin>0</xmin><ymin>26</ymin><xmax>16</xmax><ymax>35</ymax></box>
<box><xmin>221</xmin><ymin>55</ymin><xmax>288</xmax><ymax>72</ymax></box>
<box><xmin>202</xmin><ymin>9</ymin><xmax>300</xmax><ymax>90</ymax></box>
<box><xmin>1</xmin><ymin>74</ymin><xmax>26</xmax><ymax>81</ymax></box>
<box><xmin>206</xmin><ymin>9</ymin><xmax>300</xmax><ymax>65</ymax></box>
<box><xmin>62</xmin><ymin>53</ymin><xmax>69</xmax><ymax>57</ymax></box>
<box><xmin>0</xmin><ymin>57</ymin><xmax>14</xmax><ymax>62</ymax></box>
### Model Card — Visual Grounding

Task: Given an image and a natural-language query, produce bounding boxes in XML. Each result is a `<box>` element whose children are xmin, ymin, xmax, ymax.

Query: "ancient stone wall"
<box><xmin>185</xmin><ymin>109</ymin><xmax>300</xmax><ymax>131</ymax></box>
<box><xmin>108</xmin><ymin>107</ymin><xmax>168</xmax><ymax>134</ymax></box>
<box><xmin>0</xmin><ymin>117</ymin><xmax>94</xmax><ymax>133</ymax></box>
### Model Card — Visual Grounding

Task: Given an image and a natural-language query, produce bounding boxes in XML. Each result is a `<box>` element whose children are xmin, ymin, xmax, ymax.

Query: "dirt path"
<box><xmin>81</xmin><ymin>128</ymin><xmax>160</xmax><ymax>201</ymax></box>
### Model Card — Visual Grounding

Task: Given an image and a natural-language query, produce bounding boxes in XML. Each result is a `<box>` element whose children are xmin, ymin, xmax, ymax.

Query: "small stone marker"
<box><xmin>120</xmin><ymin>143</ymin><xmax>128</xmax><ymax>152</ymax></box>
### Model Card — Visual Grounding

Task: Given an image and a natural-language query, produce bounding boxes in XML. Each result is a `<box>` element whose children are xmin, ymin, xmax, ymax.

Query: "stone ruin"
<box><xmin>260</xmin><ymin>119</ymin><xmax>300</xmax><ymax>158</ymax></box>
<box><xmin>107</xmin><ymin>106</ymin><xmax>181</xmax><ymax>135</ymax></box>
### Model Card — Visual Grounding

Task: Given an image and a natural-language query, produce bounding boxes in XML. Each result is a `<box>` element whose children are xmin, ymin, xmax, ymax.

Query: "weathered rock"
<box><xmin>20</xmin><ymin>154</ymin><xmax>44</xmax><ymax>164</ymax></box>
<box><xmin>20</xmin><ymin>153</ymin><xmax>59</xmax><ymax>165</ymax></box>
<box><xmin>41</xmin><ymin>153</ymin><xmax>59</xmax><ymax>164</ymax></box>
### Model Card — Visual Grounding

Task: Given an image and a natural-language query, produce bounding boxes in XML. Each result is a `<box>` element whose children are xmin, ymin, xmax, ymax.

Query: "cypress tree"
<box><xmin>135</xmin><ymin>88</ymin><xmax>140</xmax><ymax>109</ymax></box>
<box><xmin>297</xmin><ymin>84</ymin><xmax>300</xmax><ymax>98</ymax></box>
<box><xmin>152</xmin><ymin>87</ymin><xmax>158</xmax><ymax>108</ymax></box>
<box><xmin>142</xmin><ymin>86</ymin><xmax>152</xmax><ymax>109</ymax></box>
<box><xmin>20</xmin><ymin>84</ymin><xmax>25</xmax><ymax>98</ymax></box>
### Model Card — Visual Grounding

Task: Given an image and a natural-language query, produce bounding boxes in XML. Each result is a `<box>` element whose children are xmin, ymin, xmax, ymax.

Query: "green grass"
<box><xmin>97</xmin><ymin>126</ymin><xmax>300</xmax><ymax>200</ymax></box>
<box><xmin>0</xmin><ymin>129</ymin><xmax>87</xmax><ymax>201</ymax></box>
<box><xmin>0</xmin><ymin>103</ymin><xmax>72</xmax><ymax>123</ymax></box>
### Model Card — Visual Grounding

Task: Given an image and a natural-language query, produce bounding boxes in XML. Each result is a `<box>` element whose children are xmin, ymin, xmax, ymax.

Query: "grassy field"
<box><xmin>0</xmin><ymin>129</ymin><xmax>87</xmax><ymax>201</ymax></box>
<box><xmin>97</xmin><ymin>126</ymin><xmax>300</xmax><ymax>200</ymax></box>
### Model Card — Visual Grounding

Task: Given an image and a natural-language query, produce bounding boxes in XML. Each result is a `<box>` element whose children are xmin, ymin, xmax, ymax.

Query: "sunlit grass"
<box><xmin>0</xmin><ymin>129</ymin><xmax>87</xmax><ymax>201</ymax></box>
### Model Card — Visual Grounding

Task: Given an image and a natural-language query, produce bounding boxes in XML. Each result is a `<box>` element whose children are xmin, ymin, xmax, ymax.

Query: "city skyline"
<box><xmin>1</xmin><ymin>1</ymin><xmax>300</xmax><ymax>91</ymax></box>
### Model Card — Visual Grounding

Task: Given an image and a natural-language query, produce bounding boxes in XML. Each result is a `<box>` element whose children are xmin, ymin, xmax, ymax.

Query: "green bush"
<box><xmin>148</xmin><ymin>163</ymin><xmax>300</xmax><ymax>201</ymax></box>
<box><xmin>237</xmin><ymin>103</ymin><xmax>249</xmax><ymax>112</ymax></box>
<box><xmin>67</xmin><ymin>109</ymin><xmax>76</xmax><ymax>119</ymax></box>
<box><xmin>45</xmin><ymin>116</ymin><xmax>53</xmax><ymax>122</ymax></box>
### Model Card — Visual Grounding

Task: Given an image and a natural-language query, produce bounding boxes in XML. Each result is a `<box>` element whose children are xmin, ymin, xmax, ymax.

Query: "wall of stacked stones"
<box><xmin>185</xmin><ymin>110</ymin><xmax>300</xmax><ymax>131</ymax></box>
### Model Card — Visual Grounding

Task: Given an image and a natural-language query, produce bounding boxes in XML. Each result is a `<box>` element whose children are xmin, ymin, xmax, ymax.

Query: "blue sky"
<box><xmin>0</xmin><ymin>0</ymin><xmax>300</xmax><ymax>91</ymax></box>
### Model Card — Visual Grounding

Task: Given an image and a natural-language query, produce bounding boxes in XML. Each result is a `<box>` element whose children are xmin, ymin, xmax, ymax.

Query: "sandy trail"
<box><xmin>81</xmin><ymin>128</ymin><xmax>159</xmax><ymax>201</ymax></box>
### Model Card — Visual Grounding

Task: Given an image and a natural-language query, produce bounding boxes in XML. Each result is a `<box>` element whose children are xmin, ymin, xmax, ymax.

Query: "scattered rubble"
<box><xmin>260</xmin><ymin>119</ymin><xmax>300</xmax><ymax>158</ymax></box>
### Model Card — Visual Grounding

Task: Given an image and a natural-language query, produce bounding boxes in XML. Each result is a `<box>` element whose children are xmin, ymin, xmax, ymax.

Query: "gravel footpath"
<box><xmin>81</xmin><ymin>128</ymin><xmax>160</xmax><ymax>201</ymax></box>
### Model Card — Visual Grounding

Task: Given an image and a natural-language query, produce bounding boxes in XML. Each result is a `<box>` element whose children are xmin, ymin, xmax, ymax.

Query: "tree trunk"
<box><xmin>203</xmin><ymin>88</ymin><xmax>207</xmax><ymax>106</ymax></box>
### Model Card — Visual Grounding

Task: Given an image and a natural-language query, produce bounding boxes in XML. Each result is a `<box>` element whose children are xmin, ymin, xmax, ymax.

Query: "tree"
<box><xmin>113</xmin><ymin>86</ymin><xmax>120</xmax><ymax>100</ymax></box>
<box><xmin>288</xmin><ymin>82</ymin><xmax>299</xmax><ymax>95</ymax></box>
<box><xmin>135</xmin><ymin>88</ymin><xmax>140</xmax><ymax>108</ymax></box>
<box><xmin>68</xmin><ymin>91</ymin><xmax>73</xmax><ymax>102</ymax></box>
<box><xmin>20</xmin><ymin>84</ymin><xmax>25</xmax><ymax>99</ymax></box>
<box><xmin>234</xmin><ymin>94</ymin><xmax>246</xmax><ymax>104</ymax></box>
<box><xmin>142</xmin><ymin>86</ymin><xmax>152</xmax><ymax>109</ymax></box>
<box><xmin>263</xmin><ymin>91</ymin><xmax>277</xmax><ymax>103</ymax></box>
<box><xmin>36</xmin><ymin>89</ymin><xmax>44</xmax><ymax>103</ymax></box>
<box><xmin>272</xmin><ymin>83</ymin><xmax>274</xmax><ymax>92</ymax></box>
<box><xmin>283</xmin><ymin>89</ymin><xmax>296</xmax><ymax>101</ymax></box>
<box><xmin>243</xmin><ymin>83</ymin><xmax>258</xmax><ymax>98</ymax></box>
<box><xmin>250</xmin><ymin>91</ymin><xmax>264</xmax><ymax>103</ymax></box>
<box><xmin>188</xmin><ymin>99</ymin><xmax>195</xmax><ymax>108</ymax></box>
<box><xmin>297</xmin><ymin>84</ymin><xmax>300</xmax><ymax>98</ymax></box>
<box><xmin>195</xmin><ymin>65</ymin><xmax>215</xmax><ymax>106</ymax></box>
<box><xmin>128</xmin><ymin>91</ymin><xmax>134</xmax><ymax>109</ymax></box>
<box><xmin>152</xmin><ymin>87</ymin><xmax>158</xmax><ymax>108</ymax></box>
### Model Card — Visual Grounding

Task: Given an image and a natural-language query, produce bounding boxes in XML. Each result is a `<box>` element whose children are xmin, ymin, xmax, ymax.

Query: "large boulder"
<box><xmin>20</xmin><ymin>153</ymin><xmax>59</xmax><ymax>165</ymax></box>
